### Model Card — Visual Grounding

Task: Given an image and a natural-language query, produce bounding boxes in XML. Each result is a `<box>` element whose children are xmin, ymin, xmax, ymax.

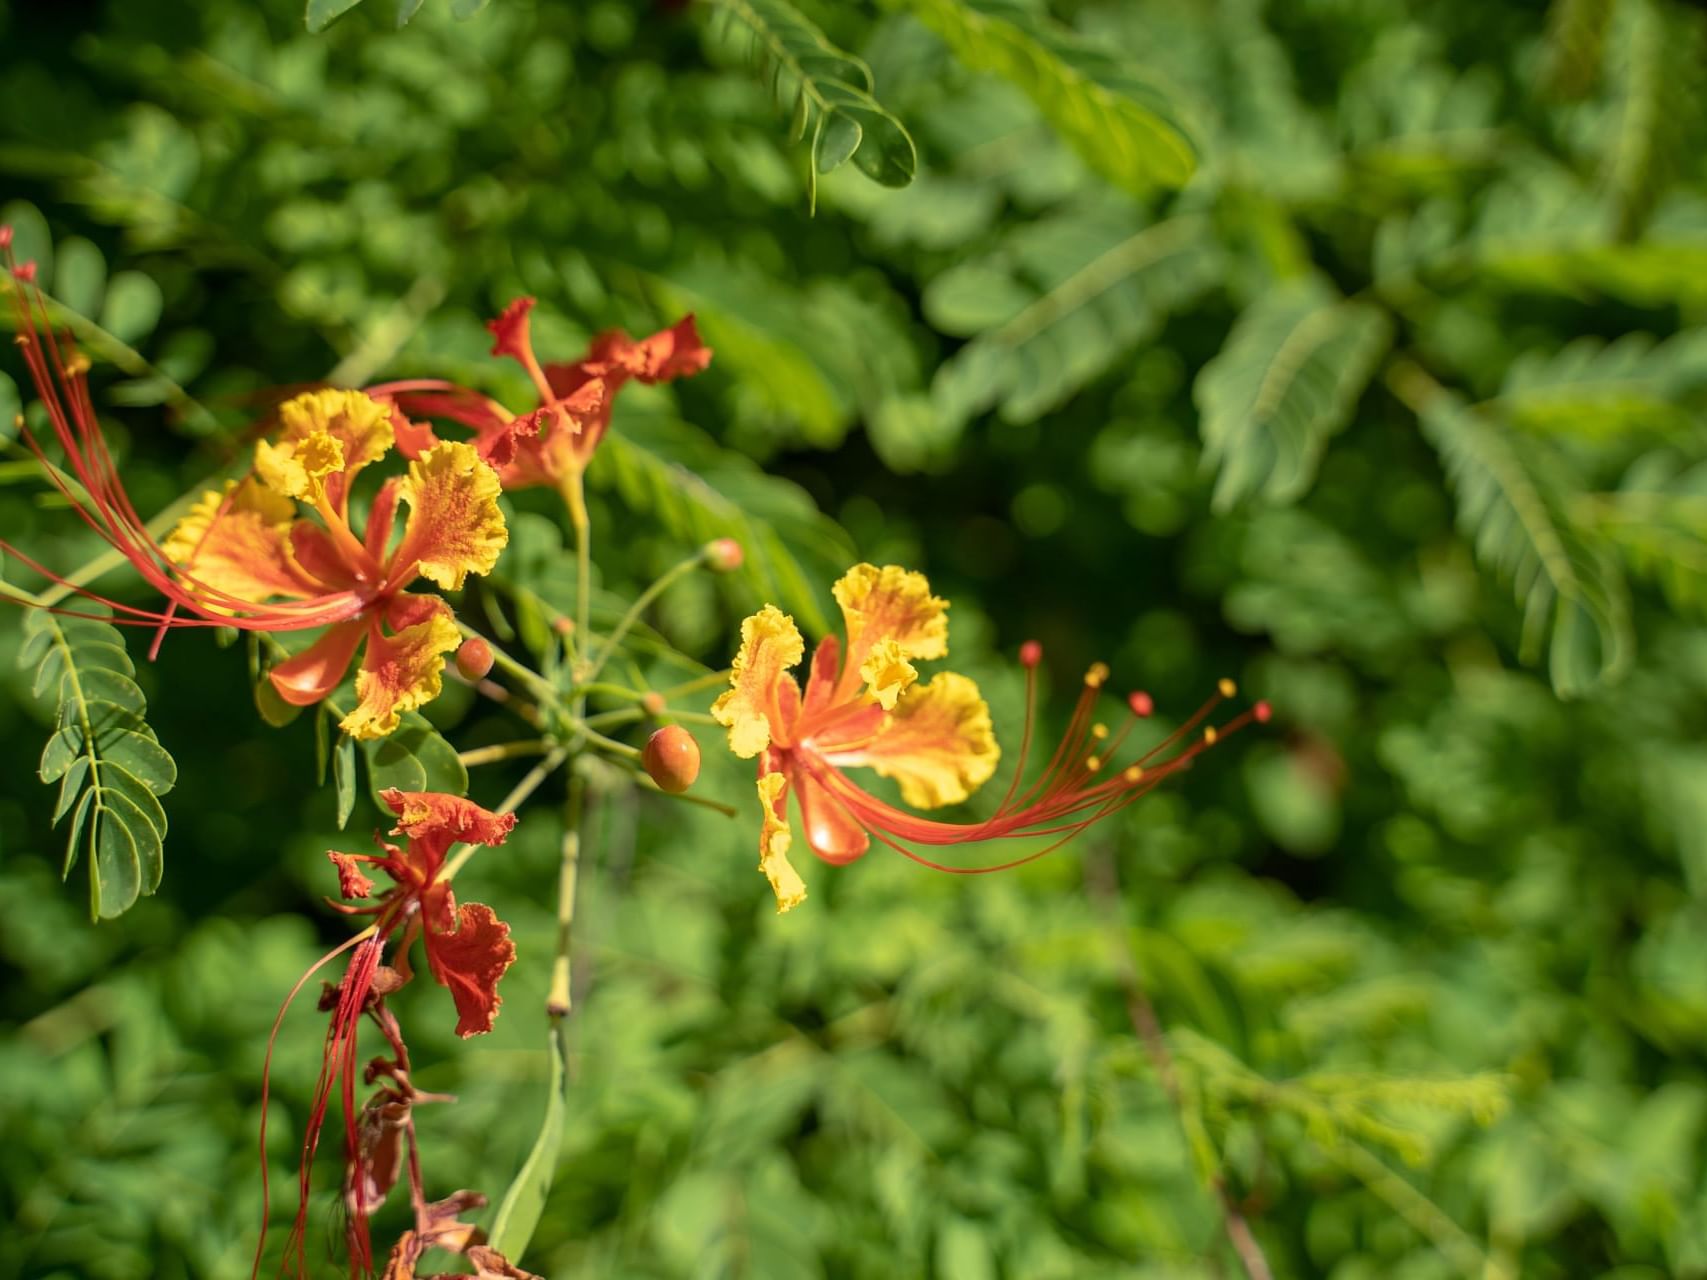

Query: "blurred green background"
<box><xmin>3</xmin><ymin>0</ymin><xmax>1707</xmax><ymax>1276</ymax></box>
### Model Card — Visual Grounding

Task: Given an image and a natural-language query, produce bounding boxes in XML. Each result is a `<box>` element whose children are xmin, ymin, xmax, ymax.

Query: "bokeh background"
<box><xmin>3</xmin><ymin>0</ymin><xmax>1707</xmax><ymax>1276</ymax></box>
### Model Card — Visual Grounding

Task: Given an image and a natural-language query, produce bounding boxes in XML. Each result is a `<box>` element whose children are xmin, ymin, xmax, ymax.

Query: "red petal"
<box><xmin>380</xmin><ymin>789</ymin><xmax>517</xmax><ymax>870</ymax></box>
<box><xmin>487</xmin><ymin>297</ymin><xmax>537</xmax><ymax>362</ymax></box>
<box><xmin>613</xmin><ymin>315</ymin><xmax>712</xmax><ymax>383</ymax></box>
<box><xmin>793</xmin><ymin>764</ymin><xmax>871</xmax><ymax>865</ymax></box>
<box><xmin>269</xmin><ymin>619</ymin><xmax>366</xmax><ymax>706</ymax></box>
<box><xmin>327</xmin><ymin>851</ymin><xmax>376</xmax><ymax>899</ymax></box>
<box><xmin>424</xmin><ymin>898</ymin><xmax>516</xmax><ymax>1037</ymax></box>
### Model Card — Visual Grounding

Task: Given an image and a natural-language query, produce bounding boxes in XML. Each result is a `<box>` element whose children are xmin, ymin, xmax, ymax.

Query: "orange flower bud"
<box><xmin>704</xmin><ymin>538</ymin><xmax>743</xmax><ymax>573</ymax></box>
<box><xmin>641</xmin><ymin>691</ymin><xmax>667</xmax><ymax>717</ymax></box>
<box><xmin>643</xmin><ymin>725</ymin><xmax>700</xmax><ymax>794</ymax></box>
<box><xmin>455</xmin><ymin>636</ymin><xmax>495</xmax><ymax>681</ymax></box>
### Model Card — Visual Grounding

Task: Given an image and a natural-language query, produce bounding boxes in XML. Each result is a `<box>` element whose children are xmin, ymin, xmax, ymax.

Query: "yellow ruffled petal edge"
<box><xmin>396</xmin><ymin>441</ymin><xmax>509</xmax><ymax>592</ymax></box>
<box><xmin>160</xmin><ymin>477</ymin><xmax>311</xmax><ymax>607</ymax></box>
<box><xmin>757</xmin><ymin>771</ymin><xmax>807</xmax><ymax>913</ymax></box>
<box><xmin>832</xmin><ymin>563</ymin><xmax>949</xmax><ymax>667</ymax></box>
<box><xmin>341</xmin><ymin>611</ymin><xmax>463</xmax><ymax>741</ymax></box>
<box><xmin>255</xmin><ymin>427</ymin><xmax>344</xmax><ymax>503</ymax></box>
<box><xmin>858</xmin><ymin>637</ymin><xmax>918</xmax><ymax>711</ymax></box>
<box><xmin>277</xmin><ymin>388</ymin><xmax>394</xmax><ymax>469</ymax></box>
<box><xmin>712</xmin><ymin>604</ymin><xmax>804</xmax><ymax>759</ymax></box>
<box><xmin>861</xmin><ymin>671</ymin><xmax>1001</xmax><ymax>810</ymax></box>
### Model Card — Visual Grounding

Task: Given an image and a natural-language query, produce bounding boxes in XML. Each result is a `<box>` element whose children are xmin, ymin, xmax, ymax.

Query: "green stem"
<box><xmin>660</xmin><ymin>669</ymin><xmax>732</xmax><ymax>698</ymax></box>
<box><xmin>458</xmin><ymin>739</ymin><xmax>556</xmax><ymax>768</ymax></box>
<box><xmin>561</xmin><ymin>469</ymin><xmax>592</xmax><ymax>679</ymax></box>
<box><xmin>578</xmin><ymin>549</ymin><xmax>706</xmax><ymax>688</ymax></box>
<box><xmin>545</xmin><ymin>778</ymin><xmax>585</xmax><ymax>1018</ymax></box>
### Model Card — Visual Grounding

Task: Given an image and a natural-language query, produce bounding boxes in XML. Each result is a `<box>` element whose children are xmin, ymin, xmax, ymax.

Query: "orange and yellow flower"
<box><xmin>2</xmin><ymin>241</ymin><xmax>506</xmax><ymax>740</ymax></box>
<box><xmin>713</xmin><ymin>564</ymin><xmax>1270</xmax><ymax>912</ymax></box>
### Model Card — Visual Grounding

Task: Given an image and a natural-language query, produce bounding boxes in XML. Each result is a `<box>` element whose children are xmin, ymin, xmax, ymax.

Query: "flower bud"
<box><xmin>704</xmin><ymin>538</ymin><xmax>743</xmax><ymax>573</ymax></box>
<box><xmin>641</xmin><ymin>691</ymin><xmax>667</xmax><ymax>717</ymax></box>
<box><xmin>1018</xmin><ymin>640</ymin><xmax>1042</xmax><ymax>668</ymax></box>
<box><xmin>643</xmin><ymin>725</ymin><xmax>700</xmax><ymax>794</ymax></box>
<box><xmin>0</xmin><ymin>225</ymin><xmax>11</xmax><ymax>250</ymax></box>
<box><xmin>455</xmin><ymin>636</ymin><xmax>495</xmax><ymax>681</ymax></box>
<box><xmin>552</xmin><ymin>616</ymin><xmax>575</xmax><ymax>637</ymax></box>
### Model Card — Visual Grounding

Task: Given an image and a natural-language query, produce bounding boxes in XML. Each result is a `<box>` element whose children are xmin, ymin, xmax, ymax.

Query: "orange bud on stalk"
<box><xmin>643</xmin><ymin>725</ymin><xmax>700</xmax><ymax>794</ymax></box>
<box><xmin>641</xmin><ymin>691</ymin><xmax>667</xmax><ymax>717</ymax></box>
<box><xmin>552</xmin><ymin>616</ymin><xmax>575</xmax><ymax>637</ymax></box>
<box><xmin>455</xmin><ymin>637</ymin><xmax>495</xmax><ymax>681</ymax></box>
<box><xmin>704</xmin><ymin>538</ymin><xmax>743</xmax><ymax>573</ymax></box>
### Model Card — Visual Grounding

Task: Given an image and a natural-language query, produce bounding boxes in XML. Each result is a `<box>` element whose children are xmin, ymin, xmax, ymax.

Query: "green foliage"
<box><xmin>1411</xmin><ymin>374</ymin><xmax>1633</xmax><ymax>697</ymax></box>
<box><xmin>3</xmin><ymin>1</ymin><xmax>1707</xmax><ymax>1277</ymax></box>
<box><xmin>891</xmin><ymin>0</ymin><xmax>1198</xmax><ymax>192</ymax></box>
<box><xmin>21</xmin><ymin>612</ymin><xmax>175</xmax><ymax>920</ymax></box>
<box><xmin>710</xmin><ymin>0</ymin><xmax>918</xmax><ymax>205</ymax></box>
<box><xmin>1195</xmin><ymin>278</ymin><xmax>1392</xmax><ymax>511</ymax></box>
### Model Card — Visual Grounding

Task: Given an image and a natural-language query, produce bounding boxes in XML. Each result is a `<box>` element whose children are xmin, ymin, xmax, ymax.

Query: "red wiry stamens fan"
<box><xmin>809</xmin><ymin>648</ymin><xmax>1269</xmax><ymax>876</ymax></box>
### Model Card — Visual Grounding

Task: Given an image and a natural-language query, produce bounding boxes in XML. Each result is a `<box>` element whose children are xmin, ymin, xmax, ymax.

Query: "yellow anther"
<box><xmin>68</xmin><ymin>353</ymin><xmax>91</xmax><ymax>376</ymax></box>
<box><xmin>1092</xmin><ymin>723</ymin><xmax>1109</xmax><ymax>740</ymax></box>
<box><xmin>1123</xmin><ymin>765</ymin><xmax>1144</xmax><ymax>783</ymax></box>
<box><xmin>1203</xmin><ymin>726</ymin><xmax>1219</xmax><ymax>744</ymax></box>
<box><xmin>1085</xmin><ymin>662</ymin><xmax>1110</xmax><ymax>688</ymax></box>
<box><xmin>1217</xmin><ymin>677</ymin><xmax>1237</xmax><ymax>698</ymax></box>
<box><xmin>1086</xmin><ymin>755</ymin><xmax>1103</xmax><ymax>772</ymax></box>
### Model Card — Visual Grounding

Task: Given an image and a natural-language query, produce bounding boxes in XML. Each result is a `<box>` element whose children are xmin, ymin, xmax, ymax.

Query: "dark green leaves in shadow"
<box><xmin>23</xmin><ymin>613</ymin><xmax>176</xmax><ymax>919</ymax></box>
<box><xmin>361</xmin><ymin>710</ymin><xmax>469</xmax><ymax>806</ymax></box>
<box><xmin>709</xmin><ymin>0</ymin><xmax>918</xmax><ymax>206</ymax></box>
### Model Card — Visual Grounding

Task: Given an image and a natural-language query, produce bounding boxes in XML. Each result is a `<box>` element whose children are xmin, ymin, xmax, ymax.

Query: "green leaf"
<box><xmin>1195</xmin><ymin>278</ymin><xmax>1392</xmax><ymax>511</ymax></box>
<box><xmin>893</xmin><ymin>0</ymin><xmax>1197</xmax><ymax>192</ymax></box>
<box><xmin>305</xmin><ymin>0</ymin><xmax>371</xmax><ymax>32</ymax></box>
<box><xmin>19</xmin><ymin>613</ymin><xmax>176</xmax><ymax>917</ymax></box>
<box><xmin>396</xmin><ymin>0</ymin><xmax>427</xmax><ymax>25</ymax></box>
<box><xmin>52</xmin><ymin>237</ymin><xmax>107</xmax><ymax>318</ymax></box>
<box><xmin>1488</xmin><ymin>330</ymin><xmax>1707</xmax><ymax>440</ymax></box>
<box><xmin>451</xmin><ymin>0</ymin><xmax>490</xmax><ymax>16</ymax></box>
<box><xmin>488</xmin><ymin>1027</ymin><xmax>568</xmax><ymax>1261</ymax></box>
<box><xmin>361</xmin><ymin>711</ymin><xmax>468</xmax><ymax>804</ymax></box>
<box><xmin>1577</xmin><ymin>487</ymin><xmax>1707</xmax><ymax>622</ymax></box>
<box><xmin>98</xmin><ymin>272</ymin><xmax>163</xmax><ymax>346</ymax></box>
<box><xmin>712</xmin><ymin>0</ymin><xmax>917</xmax><ymax>196</ymax></box>
<box><xmin>1412</xmin><ymin>376</ymin><xmax>1633</xmax><ymax>697</ymax></box>
<box><xmin>334</xmin><ymin>732</ymin><xmax>358</xmax><ymax>829</ymax></box>
<box><xmin>254</xmin><ymin>676</ymin><xmax>304</xmax><ymax>728</ymax></box>
<box><xmin>927</xmin><ymin>211</ymin><xmax>1220</xmax><ymax>432</ymax></box>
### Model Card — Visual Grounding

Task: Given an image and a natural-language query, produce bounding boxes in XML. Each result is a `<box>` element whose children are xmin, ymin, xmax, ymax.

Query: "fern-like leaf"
<box><xmin>1489</xmin><ymin>330</ymin><xmax>1707</xmax><ymax>439</ymax></box>
<box><xmin>20</xmin><ymin>612</ymin><xmax>176</xmax><ymax>919</ymax></box>
<box><xmin>926</xmin><ymin>210</ymin><xmax>1220</xmax><ymax>431</ymax></box>
<box><xmin>1541</xmin><ymin>0</ymin><xmax>1614</xmax><ymax>98</ymax></box>
<box><xmin>709</xmin><ymin>0</ymin><xmax>917</xmax><ymax>205</ymax></box>
<box><xmin>1195</xmin><ymin>278</ymin><xmax>1391</xmax><ymax>511</ymax></box>
<box><xmin>1400</xmin><ymin>366</ymin><xmax>1633</xmax><ymax>697</ymax></box>
<box><xmin>1576</xmin><ymin>476</ymin><xmax>1707</xmax><ymax>622</ymax></box>
<box><xmin>894</xmin><ymin>0</ymin><xmax>1197</xmax><ymax>193</ymax></box>
<box><xmin>595</xmin><ymin>414</ymin><xmax>856</xmax><ymax>635</ymax></box>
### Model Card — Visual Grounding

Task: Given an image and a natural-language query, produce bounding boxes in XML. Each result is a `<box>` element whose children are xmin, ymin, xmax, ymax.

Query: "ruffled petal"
<box><xmin>832</xmin><ymin>671</ymin><xmax>1000</xmax><ymax>809</ymax></box>
<box><xmin>259</xmin><ymin>389</ymin><xmax>394</xmax><ymax>513</ymax></box>
<box><xmin>832</xmin><ymin>564</ymin><xmax>949</xmax><ymax>701</ymax></box>
<box><xmin>327</xmin><ymin>850</ymin><xmax>376</xmax><ymax>899</ymax></box>
<box><xmin>424</xmin><ymin>897</ymin><xmax>516</xmax><ymax>1037</ymax></box>
<box><xmin>858</xmin><ymin>637</ymin><xmax>917</xmax><ymax>711</ymax></box>
<box><xmin>595</xmin><ymin>315</ymin><xmax>712</xmax><ymax>384</ymax></box>
<box><xmin>486</xmin><ymin>297</ymin><xmax>537</xmax><ymax>363</ymax></box>
<box><xmin>381</xmin><ymin>787</ymin><xmax>518</xmax><ymax>850</ymax></box>
<box><xmin>162</xmin><ymin>478</ymin><xmax>321</xmax><ymax>605</ymax></box>
<box><xmin>711</xmin><ymin>605</ymin><xmax>804</xmax><ymax>758</ymax></box>
<box><xmin>757</xmin><ymin>770</ymin><xmax>807</xmax><ymax>913</ymax></box>
<box><xmin>389</xmin><ymin>442</ymin><xmax>508</xmax><ymax>592</ymax></box>
<box><xmin>341</xmin><ymin>609</ymin><xmax>463</xmax><ymax>740</ymax></box>
<box><xmin>269</xmin><ymin>619</ymin><xmax>366</xmax><ymax>706</ymax></box>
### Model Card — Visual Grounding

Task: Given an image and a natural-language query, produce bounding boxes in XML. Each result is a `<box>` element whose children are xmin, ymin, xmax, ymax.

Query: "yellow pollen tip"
<box><xmin>1085</xmin><ymin>662</ymin><xmax>1110</xmax><ymax>688</ymax></box>
<box><xmin>1204</xmin><ymin>726</ymin><xmax>1219</xmax><ymax>744</ymax></box>
<box><xmin>1218</xmin><ymin>677</ymin><xmax>1237</xmax><ymax>698</ymax></box>
<box><xmin>68</xmin><ymin>354</ymin><xmax>91</xmax><ymax>376</ymax></box>
<box><xmin>1123</xmin><ymin>765</ymin><xmax>1144</xmax><ymax>783</ymax></box>
<box><xmin>1092</xmin><ymin>723</ymin><xmax>1108</xmax><ymax>740</ymax></box>
<box><xmin>1086</xmin><ymin>755</ymin><xmax>1103</xmax><ymax>772</ymax></box>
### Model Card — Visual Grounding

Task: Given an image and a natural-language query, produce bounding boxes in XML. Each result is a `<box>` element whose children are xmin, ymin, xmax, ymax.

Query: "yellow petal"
<box><xmin>278</xmin><ymin>388</ymin><xmax>394</xmax><ymax>473</ymax></box>
<box><xmin>847</xmin><ymin>672</ymin><xmax>1000</xmax><ymax>809</ymax></box>
<box><xmin>757</xmin><ymin>771</ymin><xmax>807</xmax><ymax>913</ymax></box>
<box><xmin>393</xmin><ymin>442</ymin><xmax>509</xmax><ymax>591</ymax></box>
<box><xmin>162</xmin><ymin>479</ymin><xmax>318</xmax><ymax>605</ymax></box>
<box><xmin>832</xmin><ymin>564</ymin><xmax>948</xmax><ymax>701</ymax></box>
<box><xmin>255</xmin><ymin>428</ymin><xmax>344</xmax><ymax>503</ymax></box>
<box><xmin>711</xmin><ymin>605</ymin><xmax>804</xmax><ymax>759</ymax></box>
<box><xmin>341</xmin><ymin>610</ymin><xmax>463</xmax><ymax>740</ymax></box>
<box><xmin>858</xmin><ymin>637</ymin><xmax>917</xmax><ymax>711</ymax></box>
